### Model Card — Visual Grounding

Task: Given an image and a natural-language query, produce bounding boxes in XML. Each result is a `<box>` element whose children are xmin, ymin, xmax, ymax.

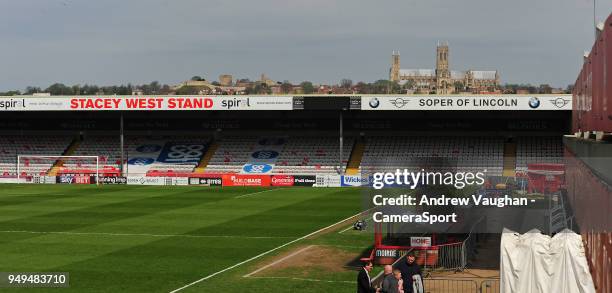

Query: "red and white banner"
<box><xmin>222</xmin><ymin>174</ymin><xmax>271</xmax><ymax>187</ymax></box>
<box><xmin>271</xmin><ymin>175</ymin><xmax>294</xmax><ymax>186</ymax></box>
<box><xmin>0</xmin><ymin>96</ymin><xmax>293</xmax><ymax>111</ymax></box>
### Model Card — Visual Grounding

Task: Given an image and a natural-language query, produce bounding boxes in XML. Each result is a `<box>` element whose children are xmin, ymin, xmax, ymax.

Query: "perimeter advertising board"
<box><xmin>362</xmin><ymin>95</ymin><xmax>572</xmax><ymax>111</ymax></box>
<box><xmin>56</xmin><ymin>174</ymin><xmax>95</xmax><ymax>184</ymax></box>
<box><xmin>222</xmin><ymin>174</ymin><xmax>271</xmax><ymax>187</ymax></box>
<box><xmin>127</xmin><ymin>176</ymin><xmax>166</xmax><ymax>185</ymax></box>
<box><xmin>271</xmin><ymin>175</ymin><xmax>294</xmax><ymax>186</ymax></box>
<box><xmin>189</xmin><ymin>177</ymin><xmax>222</xmax><ymax>186</ymax></box>
<box><xmin>341</xmin><ymin>175</ymin><xmax>370</xmax><ymax>187</ymax></box>
<box><xmin>293</xmin><ymin>175</ymin><xmax>316</xmax><ymax>187</ymax></box>
<box><xmin>99</xmin><ymin>176</ymin><xmax>127</xmax><ymax>185</ymax></box>
<box><xmin>0</xmin><ymin>96</ymin><xmax>293</xmax><ymax>111</ymax></box>
<box><xmin>0</xmin><ymin>95</ymin><xmax>572</xmax><ymax>111</ymax></box>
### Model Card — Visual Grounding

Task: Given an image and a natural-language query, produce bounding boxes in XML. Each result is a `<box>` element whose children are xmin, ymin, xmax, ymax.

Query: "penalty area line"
<box><xmin>168</xmin><ymin>211</ymin><xmax>366</xmax><ymax>293</ymax></box>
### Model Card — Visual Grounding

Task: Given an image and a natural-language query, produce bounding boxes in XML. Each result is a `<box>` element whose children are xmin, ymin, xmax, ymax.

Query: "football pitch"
<box><xmin>0</xmin><ymin>184</ymin><xmax>373</xmax><ymax>292</ymax></box>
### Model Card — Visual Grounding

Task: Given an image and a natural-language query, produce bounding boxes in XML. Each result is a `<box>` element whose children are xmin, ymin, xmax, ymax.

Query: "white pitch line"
<box><xmin>0</xmin><ymin>230</ymin><xmax>293</xmax><ymax>239</ymax></box>
<box><xmin>338</xmin><ymin>224</ymin><xmax>355</xmax><ymax>234</ymax></box>
<box><xmin>247</xmin><ymin>276</ymin><xmax>353</xmax><ymax>284</ymax></box>
<box><xmin>168</xmin><ymin>211</ymin><xmax>365</xmax><ymax>293</ymax></box>
<box><xmin>243</xmin><ymin>245</ymin><xmax>314</xmax><ymax>278</ymax></box>
<box><xmin>234</xmin><ymin>188</ymin><xmax>281</xmax><ymax>198</ymax></box>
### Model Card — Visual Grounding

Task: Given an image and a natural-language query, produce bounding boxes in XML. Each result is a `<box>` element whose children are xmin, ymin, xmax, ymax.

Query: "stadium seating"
<box><xmin>273</xmin><ymin>137</ymin><xmax>354</xmax><ymax>175</ymax></box>
<box><xmin>204</xmin><ymin>136</ymin><xmax>260</xmax><ymax>173</ymax></box>
<box><xmin>0</xmin><ymin>134</ymin><xmax>564</xmax><ymax>177</ymax></box>
<box><xmin>515</xmin><ymin>136</ymin><xmax>563</xmax><ymax>171</ymax></box>
<box><xmin>359</xmin><ymin>136</ymin><xmax>505</xmax><ymax>176</ymax></box>
<box><xmin>204</xmin><ymin>136</ymin><xmax>354</xmax><ymax>175</ymax></box>
<box><xmin>65</xmin><ymin>135</ymin><xmax>210</xmax><ymax>175</ymax></box>
<box><xmin>0</xmin><ymin>135</ymin><xmax>73</xmax><ymax>176</ymax></box>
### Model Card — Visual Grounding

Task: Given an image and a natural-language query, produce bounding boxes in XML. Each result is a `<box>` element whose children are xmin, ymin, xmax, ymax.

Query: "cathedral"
<box><xmin>390</xmin><ymin>42</ymin><xmax>500</xmax><ymax>94</ymax></box>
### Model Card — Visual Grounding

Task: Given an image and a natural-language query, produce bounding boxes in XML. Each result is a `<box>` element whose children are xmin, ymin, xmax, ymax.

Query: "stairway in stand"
<box><xmin>502</xmin><ymin>141</ymin><xmax>516</xmax><ymax>177</ymax></box>
<box><xmin>47</xmin><ymin>137</ymin><xmax>81</xmax><ymax>176</ymax></box>
<box><xmin>345</xmin><ymin>139</ymin><xmax>365</xmax><ymax>175</ymax></box>
<box><xmin>193</xmin><ymin>142</ymin><xmax>218</xmax><ymax>173</ymax></box>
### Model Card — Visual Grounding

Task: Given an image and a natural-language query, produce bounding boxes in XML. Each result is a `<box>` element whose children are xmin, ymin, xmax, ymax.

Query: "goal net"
<box><xmin>17</xmin><ymin>155</ymin><xmax>106</xmax><ymax>183</ymax></box>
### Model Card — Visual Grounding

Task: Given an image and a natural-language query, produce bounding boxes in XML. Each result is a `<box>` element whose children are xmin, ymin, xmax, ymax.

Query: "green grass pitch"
<box><xmin>0</xmin><ymin>184</ymin><xmax>374</xmax><ymax>292</ymax></box>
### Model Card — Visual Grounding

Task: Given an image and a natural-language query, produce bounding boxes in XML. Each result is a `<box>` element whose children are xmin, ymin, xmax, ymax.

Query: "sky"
<box><xmin>0</xmin><ymin>0</ymin><xmax>610</xmax><ymax>91</ymax></box>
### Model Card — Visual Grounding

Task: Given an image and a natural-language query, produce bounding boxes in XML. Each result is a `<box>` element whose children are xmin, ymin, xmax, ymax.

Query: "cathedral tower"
<box><xmin>390</xmin><ymin>51</ymin><xmax>400</xmax><ymax>82</ymax></box>
<box><xmin>436</xmin><ymin>42</ymin><xmax>451</xmax><ymax>93</ymax></box>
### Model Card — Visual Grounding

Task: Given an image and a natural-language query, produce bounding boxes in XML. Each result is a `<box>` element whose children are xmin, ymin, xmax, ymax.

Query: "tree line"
<box><xmin>0</xmin><ymin>80</ymin><xmax>572</xmax><ymax>96</ymax></box>
<box><xmin>0</xmin><ymin>81</ymin><xmax>172</xmax><ymax>96</ymax></box>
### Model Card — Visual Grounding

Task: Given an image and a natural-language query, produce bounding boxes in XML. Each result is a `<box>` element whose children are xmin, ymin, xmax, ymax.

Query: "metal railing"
<box><xmin>424</xmin><ymin>278</ymin><xmax>478</xmax><ymax>293</ymax></box>
<box><xmin>420</xmin><ymin>216</ymin><xmax>485</xmax><ymax>272</ymax></box>
<box><xmin>480</xmin><ymin>279</ymin><xmax>500</xmax><ymax>293</ymax></box>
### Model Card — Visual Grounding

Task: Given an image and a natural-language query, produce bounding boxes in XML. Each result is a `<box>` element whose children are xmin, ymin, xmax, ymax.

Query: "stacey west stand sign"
<box><xmin>0</xmin><ymin>96</ymin><xmax>293</xmax><ymax>111</ymax></box>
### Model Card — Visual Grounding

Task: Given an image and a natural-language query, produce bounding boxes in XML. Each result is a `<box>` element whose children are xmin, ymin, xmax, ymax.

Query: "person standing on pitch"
<box><xmin>396</xmin><ymin>252</ymin><xmax>423</xmax><ymax>293</ymax></box>
<box><xmin>381</xmin><ymin>265</ymin><xmax>400</xmax><ymax>293</ymax></box>
<box><xmin>357</xmin><ymin>261</ymin><xmax>378</xmax><ymax>293</ymax></box>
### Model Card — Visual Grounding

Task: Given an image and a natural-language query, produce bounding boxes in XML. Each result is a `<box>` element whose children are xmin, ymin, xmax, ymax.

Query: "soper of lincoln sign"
<box><xmin>361</xmin><ymin>95</ymin><xmax>572</xmax><ymax>111</ymax></box>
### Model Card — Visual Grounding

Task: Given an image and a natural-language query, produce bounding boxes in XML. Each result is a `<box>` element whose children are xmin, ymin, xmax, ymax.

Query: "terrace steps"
<box><xmin>502</xmin><ymin>142</ymin><xmax>516</xmax><ymax>177</ymax></box>
<box><xmin>47</xmin><ymin>137</ymin><xmax>81</xmax><ymax>176</ymax></box>
<box><xmin>193</xmin><ymin>142</ymin><xmax>218</xmax><ymax>173</ymax></box>
<box><xmin>345</xmin><ymin>140</ymin><xmax>365</xmax><ymax>175</ymax></box>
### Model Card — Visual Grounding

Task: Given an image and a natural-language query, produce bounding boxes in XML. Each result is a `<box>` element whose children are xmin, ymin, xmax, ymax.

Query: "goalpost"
<box><xmin>17</xmin><ymin>155</ymin><xmax>100</xmax><ymax>183</ymax></box>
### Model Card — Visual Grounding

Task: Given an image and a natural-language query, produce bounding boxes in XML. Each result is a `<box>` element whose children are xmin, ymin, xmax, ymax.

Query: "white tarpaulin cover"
<box><xmin>500</xmin><ymin>228</ymin><xmax>596</xmax><ymax>293</ymax></box>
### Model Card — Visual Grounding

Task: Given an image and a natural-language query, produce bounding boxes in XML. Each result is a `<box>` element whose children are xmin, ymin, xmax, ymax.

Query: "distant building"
<box><xmin>390</xmin><ymin>42</ymin><xmax>500</xmax><ymax>94</ymax></box>
<box><xmin>260</xmin><ymin>74</ymin><xmax>277</xmax><ymax>87</ymax></box>
<box><xmin>219</xmin><ymin>74</ymin><xmax>233</xmax><ymax>86</ymax></box>
<box><xmin>172</xmin><ymin>80</ymin><xmax>215</xmax><ymax>94</ymax></box>
<box><xmin>218</xmin><ymin>86</ymin><xmax>246</xmax><ymax>95</ymax></box>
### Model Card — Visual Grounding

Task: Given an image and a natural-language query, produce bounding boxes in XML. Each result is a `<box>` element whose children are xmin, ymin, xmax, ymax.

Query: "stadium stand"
<box><xmin>273</xmin><ymin>136</ymin><xmax>354</xmax><ymax>174</ymax></box>
<box><xmin>515</xmin><ymin>136</ymin><xmax>563</xmax><ymax>171</ymax></box>
<box><xmin>359</xmin><ymin>136</ymin><xmax>505</xmax><ymax>176</ymax></box>
<box><xmin>0</xmin><ymin>135</ymin><xmax>72</xmax><ymax>176</ymax></box>
<box><xmin>203</xmin><ymin>136</ymin><xmax>260</xmax><ymax>173</ymax></box>
<box><xmin>64</xmin><ymin>135</ymin><xmax>210</xmax><ymax>175</ymax></box>
<box><xmin>0</xmin><ymin>134</ymin><xmax>564</xmax><ymax>177</ymax></box>
<box><xmin>204</xmin><ymin>136</ymin><xmax>353</xmax><ymax>175</ymax></box>
<box><xmin>64</xmin><ymin>135</ymin><xmax>121</xmax><ymax>170</ymax></box>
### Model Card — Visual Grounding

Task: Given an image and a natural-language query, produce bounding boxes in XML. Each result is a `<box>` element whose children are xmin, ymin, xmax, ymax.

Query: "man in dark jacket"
<box><xmin>396</xmin><ymin>252</ymin><xmax>423</xmax><ymax>293</ymax></box>
<box><xmin>357</xmin><ymin>261</ymin><xmax>377</xmax><ymax>293</ymax></box>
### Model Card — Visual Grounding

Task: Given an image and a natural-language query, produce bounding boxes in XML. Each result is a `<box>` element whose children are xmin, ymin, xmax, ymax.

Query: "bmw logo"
<box><xmin>528</xmin><ymin>97</ymin><xmax>540</xmax><ymax>109</ymax></box>
<box><xmin>369</xmin><ymin>98</ymin><xmax>380</xmax><ymax>108</ymax></box>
